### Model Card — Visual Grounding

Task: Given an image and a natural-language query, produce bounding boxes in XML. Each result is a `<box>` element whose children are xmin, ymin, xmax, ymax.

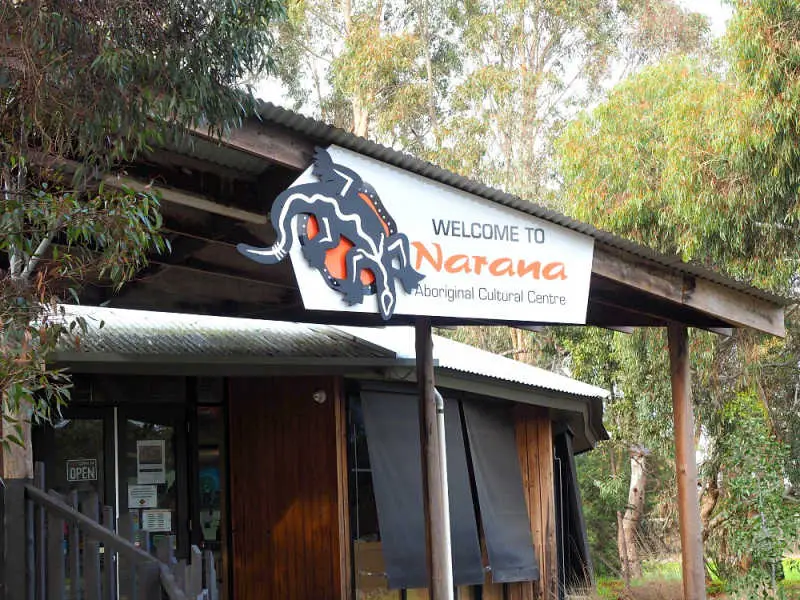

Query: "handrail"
<box><xmin>24</xmin><ymin>484</ymin><xmax>189</xmax><ymax>600</ymax></box>
<box><xmin>25</xmin><ymin>485</ymin><xmax>154</xmax><ymax>565</ymax></box>
<box><xmin>159</xmin><ymin>563</ymin><xmax>190</xmax><ymax>599</ymax></box>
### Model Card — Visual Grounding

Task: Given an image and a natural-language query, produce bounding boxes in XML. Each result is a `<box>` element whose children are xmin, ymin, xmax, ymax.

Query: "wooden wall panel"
<box><xmin>510</xmin><ymin>407</ymin><xmax>557</xmax><ymax>600</ymax></box>
<box><xmin>228</xmin><ymin>376</ymin><xmax>347</xmax><ymax>600</ymax></box>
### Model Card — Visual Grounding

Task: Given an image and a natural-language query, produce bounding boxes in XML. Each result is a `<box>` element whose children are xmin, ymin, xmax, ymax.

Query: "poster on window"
<box><xmin>136</xmin><ymin>440</ymin><xmax>166</xmax><ymax>484</ymax></box>
<box><xmin>142</xmin><ymin>509</ymin><xmax>172</xmax><ymax>532</ymax></box>
<box><xmin>128</xmin><ymin>484</ymin><xmax>158</xmax><ymax>508</ymax></box>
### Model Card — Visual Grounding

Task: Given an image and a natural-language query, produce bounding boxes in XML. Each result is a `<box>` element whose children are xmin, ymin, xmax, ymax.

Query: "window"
<box><xmin>349</xmin><ymin>384</ymin><xmax>539</xmax><ymax>597</ymax></box>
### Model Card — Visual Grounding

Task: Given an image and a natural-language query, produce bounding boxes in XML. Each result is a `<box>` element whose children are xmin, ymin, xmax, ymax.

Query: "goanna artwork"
<box><xmin>238</xmin><ymin>148</ymin><xmax>425</xmax><ymax>320</ymax></box>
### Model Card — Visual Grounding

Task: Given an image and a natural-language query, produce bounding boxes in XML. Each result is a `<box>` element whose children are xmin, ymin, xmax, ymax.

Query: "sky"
<box><xmin>678</xmin><ymin>0</ymin><xmax>734</xmax><ymax>37</ymax></box>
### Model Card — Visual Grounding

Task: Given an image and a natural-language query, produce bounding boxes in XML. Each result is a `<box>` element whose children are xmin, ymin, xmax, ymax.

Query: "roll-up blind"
<box><xmin>554</xmin><ymin>430</ymin><xmax>592</xmax><ymax>586</ymax></box>
<box><xmin>360</xmin><ymin>385</ymin><xmax>484</xmax><ymax>589</ymax></box>
<box><xmin>462</xmin><ymin>400</ymin><xmax>540</xmax><ymax>583</ymax></box>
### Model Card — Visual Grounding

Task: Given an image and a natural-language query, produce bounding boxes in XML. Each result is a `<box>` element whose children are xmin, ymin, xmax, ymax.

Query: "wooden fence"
<box><xmin>2</xmin><ymin>463</ymin><xmax>218</xmax><ymax>600</ymax></box>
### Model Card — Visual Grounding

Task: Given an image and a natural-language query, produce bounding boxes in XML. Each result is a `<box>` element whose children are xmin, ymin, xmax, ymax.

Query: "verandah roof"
<box><xmin>70</xmin><ymin>102</ymin><xmax>787</xmax><ymax>337</ymax></box>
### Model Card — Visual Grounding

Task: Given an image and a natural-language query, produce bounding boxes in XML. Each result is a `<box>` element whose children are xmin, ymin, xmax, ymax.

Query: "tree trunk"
<box><xmin>617</xmin><ymin>510</ymin><xmax>631</xmax><ymax>587</ymax></box>
<box><xmin>1</xmin><ymin>413</ymin><xmax>33</xmax><ymax>479</ymax></box>
<box><xmin>352</xmin><ymin>100</ymin><xmax>370</xmax><ymax>137</ymax></box>
<box><xmin>700</xmin><ymin>463</ymin><xmax>720</xmax><ymax>542</ymax></box>
<box><xmin>620</xmin><ymin>446</ymin><xmax>648</xmax><ymax>581</ymax></box>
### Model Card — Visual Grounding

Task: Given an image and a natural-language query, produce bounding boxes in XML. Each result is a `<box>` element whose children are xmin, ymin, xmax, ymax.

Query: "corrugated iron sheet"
<box><xmin>158</xmin><ymin>135</ymin><xmax>269</xmax><ymax>175</ymax></box>
<box><xmin>336</xmin><ymin>326</ymin><xmax>608</xmax><ymax>399</ymax></box>
<box><xmin>57</xmin><ymin>305</ymin><xmax>392</xmax><ymax>360</ymax></box>
<box><xmin>251</xmin><ymin>102</ymin><xmax>790</xmax><ymax>306</ymax></box>
<box><xmin>55</xmin><ymin>306</ymin><xmax>607</xmax><ymax>399</ymax></box>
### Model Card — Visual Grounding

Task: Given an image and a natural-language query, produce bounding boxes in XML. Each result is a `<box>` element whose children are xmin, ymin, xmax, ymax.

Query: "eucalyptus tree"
<box><xmin>556</xmin><ymin>25</ymin><xmax>800</xmax><ymax>587</ymax></box>
<box><xmin>0</xmin><ymin>0</ymin><xmax>284</xmax><ymax>477</ymax></box>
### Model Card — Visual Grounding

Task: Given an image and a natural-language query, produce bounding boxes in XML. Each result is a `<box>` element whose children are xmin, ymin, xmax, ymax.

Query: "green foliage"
<box><xmin>706</xmin><ymin>392</ymin><xmax>797</xmax><ymax>593</ymax></box>
<box><xmin>558</xmin><ymin>56</ymin><xmax>796</xmax><ymax>291</ymax></box>
<box><xmin>0</xmin><ymin>0</ymin><xmax>284</xmax><ymax>450</ymax></box>
<box><xmin>554</xmin><ymin>2</ymin><xmax>800</xmax><ymax>592</ymax></box>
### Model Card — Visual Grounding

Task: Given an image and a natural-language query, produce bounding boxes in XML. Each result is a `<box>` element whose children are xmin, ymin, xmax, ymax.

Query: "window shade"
<box><xmin>554</xmin><ymin>430</ymin><xmax>592</xmax><ymax>587</ymax></box>
<box><xmin>360</xmin><ymin>385</ymin><xmax>484</xmax><ymax>589</ymax></box>
<box><xmin>462</xmin><ymin>400</ymin><xmax>540</xmax><ymax>583</ymax></box>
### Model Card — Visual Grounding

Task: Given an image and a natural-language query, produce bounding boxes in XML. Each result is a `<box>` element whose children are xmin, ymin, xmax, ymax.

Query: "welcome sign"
<box><xmin>238</xmin><ymin>146</ymin><xmax>594</xmax><ymax>323</ymax></box>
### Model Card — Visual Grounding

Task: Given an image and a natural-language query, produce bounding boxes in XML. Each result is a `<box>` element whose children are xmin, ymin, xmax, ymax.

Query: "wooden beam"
<box><xmin>29</xmin><ymin>152</ymin><xmax>268</xmax><ymax>225</ymax></box>
<box><xmin>415</xmin><ymin>318</ymin><xmax>454</xmax><ymax>599</ymax></box>
<box><xmin>103</xmin><ymin>174</ymin><xmax>267</xmax><ymax>225</ymax></box>
<box><xmin>593</xmin><ymin>248</ymin><xmax>785</xmax><ymax>337</ymax></box>
<box><xmin>190</xmin><ymin>121</ymin><xmax>314</xmax><ymax>170</ymax></box>
<box><xmin>667</xmin><ymin>325</ymin><xmax>707</xmax><ymax>600</ymax></box>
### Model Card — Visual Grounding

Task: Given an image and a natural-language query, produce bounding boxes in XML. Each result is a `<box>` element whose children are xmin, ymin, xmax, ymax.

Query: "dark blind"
<box><xmin>554</xmin><ymin>430</ymin><xmax>593</xmax><ymax>588</ymax></box>
<box><xmin>360</xmin><ymin>385</ymin><xmax>484</xmax><ymax>589</ymax></box>
<box><xmin>462</xmin><ymin>400</ymin><xmax>540</xmax><ymax>583</ymax></box>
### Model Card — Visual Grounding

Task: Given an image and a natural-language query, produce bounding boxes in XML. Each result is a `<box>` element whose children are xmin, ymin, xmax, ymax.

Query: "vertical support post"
<box><xmin>3</xmin><ymin>479</ymin><xmax>30</xmax><ymax>600</ymax></box>
<box><xmin>415</xmin><ymin>317</ymin><xmax>454</xmax><ymax>599</ymax></box>
<box><xmin>667</xmin><ymin>324</ymin><xmax>706</xmax><ymax>600</ymax></box>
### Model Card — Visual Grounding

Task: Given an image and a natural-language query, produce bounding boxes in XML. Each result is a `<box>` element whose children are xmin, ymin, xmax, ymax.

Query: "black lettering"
<box><xmin>432</xmin><ymin>219</ymin><xmax>450</xmax><ymax>235</ymax></box>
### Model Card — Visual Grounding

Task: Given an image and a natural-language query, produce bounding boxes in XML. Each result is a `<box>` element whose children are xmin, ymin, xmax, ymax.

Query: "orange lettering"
<box><xmin>517</xmin><ymin>260</ymin><xmax>542</xmax><ymax>278</ymax></box>
<box><xmin>413</xmin><ymin>242</ymin><xmax>442</xmax><ymax>271</ymax></box>
<box><xmin>489</xmin><ymin>258</ymin><xmax>515</xmax><ymax>276</ymax></box>
<box><xmin>473</xmin><ymin>255</ymin><xmax>488</xmax><ymax>274</ymax></box>
<box><xmin>543</xmin><ymin>262</ymin><xmax>567</xmax><ymax>280</ymax></box>
<box><xmin>445</xmin><ymin>254</ymin><xmax>472</xmax><ymax>274</ymax></box>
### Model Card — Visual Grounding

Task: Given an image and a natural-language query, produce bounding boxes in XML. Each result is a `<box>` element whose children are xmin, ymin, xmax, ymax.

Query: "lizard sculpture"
<box><xmin>237</xmin><ymin>148</ymin><xmax>424</xmax><ymax>320</ymax></box>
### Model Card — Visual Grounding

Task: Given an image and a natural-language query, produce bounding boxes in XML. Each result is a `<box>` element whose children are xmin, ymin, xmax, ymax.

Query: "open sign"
<box><xmin>66</xmin><ymin>459</ymin><xmax>98</xmax><ymax>482</ymax></box>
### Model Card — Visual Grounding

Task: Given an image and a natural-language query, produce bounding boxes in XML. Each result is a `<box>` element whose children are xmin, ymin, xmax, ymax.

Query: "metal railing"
<box><xmin>3</xmin><ymin>462</ymin><xmax>217</xmax><ymax>600</ymax></box>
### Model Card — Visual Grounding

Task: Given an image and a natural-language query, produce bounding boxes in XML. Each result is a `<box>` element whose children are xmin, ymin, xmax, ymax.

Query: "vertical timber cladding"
<box><xmin>228</xmin><ymin>376</ymin><xmax>349</xmax><ymax>600</ymax></box>
<box><xmin>511</xmin><ymin>406</ymin><xmax>558</xmax><ymax>600</ymax></box>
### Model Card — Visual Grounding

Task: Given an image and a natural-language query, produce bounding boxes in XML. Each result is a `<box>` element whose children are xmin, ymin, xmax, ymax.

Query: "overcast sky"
<box><xmin>679</xmin><ymin>0</ymin><xmax>734</xmax><ymax>37</ymax></box>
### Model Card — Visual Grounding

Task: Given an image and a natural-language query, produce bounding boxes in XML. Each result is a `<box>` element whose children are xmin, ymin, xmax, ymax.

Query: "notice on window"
<box><xmin>66</xmin><ymin>458</ymin><xmax>98</xmax><ymax>482</ymax></box>
<box><xmin>128</xmin><ymin>484</ymin><xmax>158</xmax><ymax>508</ymax></box>
<box><xmin>142</xmin><ymin>509</ymin><xmax>172</xmax><ymax>532</ymax></box>
<box><xmin>136</xmin><ymin>440</ymin><xmax>166</xmax><ymax>484</ymax></box>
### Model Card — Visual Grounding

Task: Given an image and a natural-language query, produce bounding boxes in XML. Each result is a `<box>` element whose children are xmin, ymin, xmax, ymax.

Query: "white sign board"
<box><xmin>238</xmin><ymin>146</ymin><xmax>594</xmax><ymax>323</ymax></box>
<box><xmin>142</xmin><ymin>509</ymin><xmax>172</xmax><ymax>532</ymax></box>
<box><xmin>136</xmin><ymin>440</ymin><xmax>166</xmax><ymax>485</ymax></box>
<box><xmin>128</xmin><ymin>484</ymin><xmax>158</xmax><ymax>508</ymax></box>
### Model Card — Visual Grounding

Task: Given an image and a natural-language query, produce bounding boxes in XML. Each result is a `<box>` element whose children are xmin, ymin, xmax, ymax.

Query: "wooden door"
<box><xmin>228</xmin><ymin>376</ymin><xmax>347</xmax><ymax>600</ymax></box>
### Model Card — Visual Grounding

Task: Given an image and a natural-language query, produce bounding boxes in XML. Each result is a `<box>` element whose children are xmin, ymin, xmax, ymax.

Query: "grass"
<box><xmin>594</xmin><ymin>558</ymin><xmax>800</xmax><ymax>600</ymax></box>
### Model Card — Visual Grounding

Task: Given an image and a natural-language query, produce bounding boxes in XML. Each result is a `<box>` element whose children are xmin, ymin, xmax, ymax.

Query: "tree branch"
<box><xmin>20</xmin><ymin>215</ymin><xmax>65</xmax><ymax>283</ymax></box>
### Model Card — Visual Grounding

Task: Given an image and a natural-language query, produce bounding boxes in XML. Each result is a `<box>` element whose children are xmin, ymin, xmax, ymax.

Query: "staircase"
<box><xmin>1</xmin><ymin>463</ymin><xmax>218</xmax><ymax>600</ymax></box>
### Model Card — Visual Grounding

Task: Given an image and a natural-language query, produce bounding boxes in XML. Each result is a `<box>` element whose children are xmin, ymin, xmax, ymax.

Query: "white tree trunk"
<box><xmin>620</xmin><ymin>446</ymin><xmax>648</xmax><ymax>580</ymax></box>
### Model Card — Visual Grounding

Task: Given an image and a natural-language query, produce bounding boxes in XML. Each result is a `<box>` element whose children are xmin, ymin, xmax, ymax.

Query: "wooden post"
<box><xmin>415</xmin><ymin>318</ymin><xmax>454</xmax><ymax>599</ymax></box>
<box><xmin>3</xmin><ymin>479</ymin><xmax>30</xmax><ymax>600</ymax></box>
<box><xmin>667</xmin><ymin>324</ymin><xmax>706</xmax><ymax>600</ymax></box>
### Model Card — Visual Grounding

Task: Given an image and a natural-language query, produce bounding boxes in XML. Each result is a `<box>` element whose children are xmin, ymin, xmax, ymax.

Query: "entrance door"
<box><xmin>118</xmin><ymin>405</ymin><xmax>189</xmax><ymax>557</ymax></box>
<box><xmin>35</xmin><ymin>406</ymin><xmax>115</xmax><ymax>512</ymax></box>
<box><xmin>34</xmin><ymin>405</ymin><xmax>189</xmax><ymax>556</ymax></box>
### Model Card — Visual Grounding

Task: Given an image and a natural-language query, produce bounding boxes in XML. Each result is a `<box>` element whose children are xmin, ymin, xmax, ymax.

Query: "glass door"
<box><xmin>34</xmin><ymin>407</ymin><xmax>114</xmax><ymax>510</ymax></box>
<box><xmin>118</xmin><ymin>405</ymin><xmax>189</xmax><ymax>557</ymax></box>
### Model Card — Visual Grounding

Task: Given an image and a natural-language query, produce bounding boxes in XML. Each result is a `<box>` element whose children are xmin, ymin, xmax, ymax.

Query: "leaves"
<box><xmin>0</xmin><ymin>0</ymin><xmax>285</xmax><ymax>450</ymax></box>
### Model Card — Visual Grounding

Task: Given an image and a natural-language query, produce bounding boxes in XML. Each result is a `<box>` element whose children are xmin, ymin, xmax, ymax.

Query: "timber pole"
<box><xmin>667</xmin><ymin>324</ymin><xmax>706</xmax><ymax>600</ymax></box>
<box><xmin>415</xmin><ymin>317</ymin><xmax>454</xmax><ymax>599</ymax></box>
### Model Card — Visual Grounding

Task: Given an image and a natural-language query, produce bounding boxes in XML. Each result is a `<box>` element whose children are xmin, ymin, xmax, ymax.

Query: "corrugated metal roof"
<box><xmin>56</xmin><ymin>305</ymin><xmax>392</xmax><ymax>360</ymax></box>
<box><xmin>55</xmin><ymin>306</ymin><xmax>607</xmax><ymax>399</ymax></box>
<box><xmin>251</xmin><ymin>102</ymin><xmax>790</xmax><ymax>307</ymax></box>
<box><xmin>158</xmin><ymin>135</ymin><xmax>269</xmax><ymax>175</ymax></box>
<box><xmin>336</xmin><ymin>326</ymin><xmax>609</xmax><ymax>399</ymax></box>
